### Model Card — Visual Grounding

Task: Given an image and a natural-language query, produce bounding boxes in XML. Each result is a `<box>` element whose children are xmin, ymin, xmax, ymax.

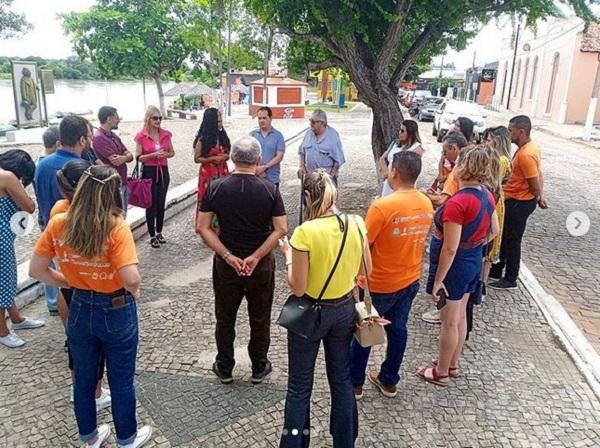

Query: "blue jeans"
<box><xmin>45</xmin><ymin>260</ymin><xmax>58</xmax><ymax>311</ymax></box>
<box><xmin>350</xmin><ymin>281</ymin><xmax>419</xmax><ymax>386</ymax></box>
<box><xmin>280</xmin><ymin>297</ymin><xmax>358</xmax><ymax>448</ymax></box>
<box><xmin>67</xmin><ymin>289</ymin><xmax>139</xmax><ymax>445</ymax></box>
<box><xmin>121</xmin><ymin>185</ymin><xmax>129</xmax><ymax>217</ymax></box>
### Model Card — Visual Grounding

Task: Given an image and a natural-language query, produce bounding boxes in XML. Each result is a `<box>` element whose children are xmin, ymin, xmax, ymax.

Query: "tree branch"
<box><xmin>388</xmin><ymin>24</ymin><xmax>435</xmax><ymax>89</ymax></box>
<box><xmin>307</xmin><ymin>60</ymin><xmax>341</xmax><ymax>71</ymax></box>
<box><xmin>285</xmin><ymin>29</ymin><xmax>340</xmax><ymax>60</ymax></box>
<box><xmin>374</xmin><ymin>0</ymin><xmax>413</xmax><ymax>79</ymax></box>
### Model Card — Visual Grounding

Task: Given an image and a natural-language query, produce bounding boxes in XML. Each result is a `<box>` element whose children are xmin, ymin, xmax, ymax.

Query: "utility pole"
<box><xmin>437</xmin><ymin>54</ymin><xmax>444</xmax><ymax>97</ymax></box>
<box><xmin>506</xmin><ymin>20</ymin><xmax>521</xmax><ymax>110</ymax></box>
<box><xmin>263</xmin><ymin>27</ymin><xmax>273</xmax><ymax>106</ymax></box>
<box><xmin>584</xmin><ymin>54</ymin><xmax>600</xmax><ymax>141</ymax></box>
<box><xmin>226</xmin><ymin>0</ymin><xmax>233</xmax><ymax>117</ymax></box>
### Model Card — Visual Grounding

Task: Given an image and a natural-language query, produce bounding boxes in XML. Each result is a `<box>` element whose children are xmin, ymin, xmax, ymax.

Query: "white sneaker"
<box><xmin>0</xmin><ymin>331</ymin><xmax>25</xmax><ymax>348</ymax></box>
<box><xmin>421</xmin><ymin>308</ymin><xmax>441</xmax><ymax>324</ymax></box>
<box><xmin>84</xmin><ymin>423</ymin><xmax>110</xmax><ymax>448</ymax></box>
<box><xmin>11</xmin><ymin>317</ymin><xmax>45</xmax><ymax>330</ymax></box>
<box><xmin>96</xmin><ymin>390</ymin><xmax>112</xmax><ymax>412</ymax></box>
<box><xmin>118</xmin><ymin>425</ymin><xmax>153</xmax><ymax>448</ymax></box>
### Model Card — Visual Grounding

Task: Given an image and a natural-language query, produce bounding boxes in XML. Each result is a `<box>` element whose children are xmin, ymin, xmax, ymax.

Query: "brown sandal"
<box><xmin>416</xmin><ymin>366</ymin><xmax>450</xmax><ymax>386</ymax></box>
<box><xmin>431</xmin><ymin>359</ymin><xmax>460</xmax><ymax>378</ymax></box>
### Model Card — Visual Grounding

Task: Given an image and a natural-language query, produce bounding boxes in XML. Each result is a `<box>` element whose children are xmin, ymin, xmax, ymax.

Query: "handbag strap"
<box><xmin>316</xmin><ymin>214</ymin><xmax>349</xmax><ymax>301</ymax></box>
<box><xmin>352</xmin><ymin>215</ymin><xmax>374</xmax><ymax>316</ymax></box>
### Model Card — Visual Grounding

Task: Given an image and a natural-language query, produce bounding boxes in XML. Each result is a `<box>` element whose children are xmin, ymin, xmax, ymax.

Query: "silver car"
<box><xmin>432</xmin><ymin>100</ymin><xmax>487</xmax><ymax>143</ymax></box>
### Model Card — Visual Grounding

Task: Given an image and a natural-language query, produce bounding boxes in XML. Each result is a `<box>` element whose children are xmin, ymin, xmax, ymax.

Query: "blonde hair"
<box><xmin>489</xmin><ymin>126</ymin><xmax>512</xmax><ymax>162</ymax></box>
<box><xmin>455</xmin><ymin>145</ymin><xmax>490</xmax><ymax>184</ymax></box>
<box><xmin>484</xmin><ymin>146</ymin><xmax>502</xmax><ymax>198</ymax></box>
<box><xmin>63</xmin><ymin>165</ymin><xmax>123</xmax><ymax>259</ymax></box>
<box><xmin>143</xmin><ymin>105</ymin><xmax>162</xmax><ymax>132</ymax></box>
<box><xmin>303</xmin><ymin>170</ymin><xmax>338</xmax><ymax>221</ymax></box>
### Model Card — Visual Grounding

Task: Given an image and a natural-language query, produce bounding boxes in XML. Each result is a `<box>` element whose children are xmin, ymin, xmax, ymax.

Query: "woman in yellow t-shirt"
<box><xmin>30</xmin><ymin>166</ymin><xmax>152</xmax><ymax>448</ymax></box>
<box><xmin>278</xmin><ymin>170</ymin><xmax>371</xmax><ymax>448</ymax></box>
<box><xmin>483</xmin><ymin>126</ymin><xmax>512</xmax><ymax>285</ymax></box>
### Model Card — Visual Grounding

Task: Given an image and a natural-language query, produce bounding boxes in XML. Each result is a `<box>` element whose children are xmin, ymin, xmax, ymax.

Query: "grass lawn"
<box><xmin>305</xmin><ymin>102</ymin><xmax>359</xmax><ymax>113</ymax></box>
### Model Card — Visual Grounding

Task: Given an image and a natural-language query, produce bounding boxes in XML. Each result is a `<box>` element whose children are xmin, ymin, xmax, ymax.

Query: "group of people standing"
<box><xmin>0</xmin><ymin>98</ymin><xmax>546</xmax><ymax>448</ymax></box>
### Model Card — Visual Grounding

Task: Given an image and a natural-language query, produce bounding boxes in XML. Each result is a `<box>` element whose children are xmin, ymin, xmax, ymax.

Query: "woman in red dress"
<box><xmin>193</xmin><ymin>108</ymin><xmax>231</xmax><ymax>231</ymax></box>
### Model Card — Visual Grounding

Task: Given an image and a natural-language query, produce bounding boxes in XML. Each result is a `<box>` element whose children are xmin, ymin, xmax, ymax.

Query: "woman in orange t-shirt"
<box><xmin>30</xmin><ymin>166</ymin><xmax>152</xmax><ymax>448</ymax></box>
<box><xmin>53</xmin><ymin>159</ymin><xmax>114</xmax><ymax>413</ymax></box>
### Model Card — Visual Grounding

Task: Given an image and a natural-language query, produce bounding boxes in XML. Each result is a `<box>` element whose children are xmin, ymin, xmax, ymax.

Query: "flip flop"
<box><xmin>416</xmin><ymin>366</ymin><xmax>450</xmax><ymax>386</ymax></box>
<box><xmin>431</xmin><ymin>358</ymin><xmax>460</xmax><ymax>378</ymax></box>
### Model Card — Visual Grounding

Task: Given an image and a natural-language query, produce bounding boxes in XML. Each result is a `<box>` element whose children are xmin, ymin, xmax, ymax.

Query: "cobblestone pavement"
<box><xmin>9</xmin><ymin>104</ymin><xmax>308</xmax><ymax>265</ymax></box>
<box><xmin>2</xmin><ymin>106</ymin><xmax>600</xmax><ymax>447</ymax></box>
<box><xmin>416</xmin><ymin>115</ymin><xmax>600</xmax><ymax>351</ymax></box>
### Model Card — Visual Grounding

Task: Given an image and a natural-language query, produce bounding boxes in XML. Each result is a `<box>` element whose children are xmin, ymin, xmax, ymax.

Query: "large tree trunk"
<box><xmin>370</xmin><ymin>91</ymin><xmax>404</xmax><ymax>163</ymax></box>
<box><xmin>346</xmin><ymin>72</ymin><xmax>404</xmax><ymax>163</ymax></box>
<box><xmin>152</xmin><ymin>74</ymin><xmax>166</xmax><ymax>118</ymax></box>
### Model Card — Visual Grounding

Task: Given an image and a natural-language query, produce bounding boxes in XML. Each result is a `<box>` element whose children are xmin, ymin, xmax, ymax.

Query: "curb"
<box><xmin>14</xmin><ymin>177</ymin><xmax>199</xmax><ymax>311</ymax></box>
<box><xmin>13</xmin><ymin>128</ymin><xmax>309</xmax><ymax>311</ymax></box>
<box><xmin>520</xmin><ymin>262</ymin><xmax>600</xmax><ymax>400</ymax></box>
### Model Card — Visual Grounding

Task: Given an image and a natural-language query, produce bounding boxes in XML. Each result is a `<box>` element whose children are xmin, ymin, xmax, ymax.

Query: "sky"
<box><xmin>0</xmin><ymin>0</ymin><xmax>583</xmax><ymax>70</ymax></box>
<box><xmin>0</xmin><ymin>0</ymin><xmax>96</xmax><ymax>59</ymax></box>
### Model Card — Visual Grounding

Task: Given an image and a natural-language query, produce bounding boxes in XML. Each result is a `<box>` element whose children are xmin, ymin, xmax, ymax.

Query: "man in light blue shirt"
<box><xmin>34</xmin><ymin>115</ymin><xmax>89</xmax><ymax>314</ymax></box>
<box><xmin>297</xmin><ymin>109</ymin><xmax>345</xmax><ymax>184</ymax></box>
<box><xmin>250</xmin><ymin>106</ymin><xmax>286</xmax><ymax>187</ymax></box>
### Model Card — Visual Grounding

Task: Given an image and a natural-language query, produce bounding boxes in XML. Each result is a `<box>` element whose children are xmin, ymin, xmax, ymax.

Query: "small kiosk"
<box><xmin>250</xmin><ymin>77</ymin><xmax>308</xmax><ymax>119</ymax></box>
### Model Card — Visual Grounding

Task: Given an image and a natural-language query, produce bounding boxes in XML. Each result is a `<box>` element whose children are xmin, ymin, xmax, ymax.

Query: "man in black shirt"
<box><xmin>198</xmin><ymin>136</ymin><xmax>288</xmax><ymax>385</ymax></box>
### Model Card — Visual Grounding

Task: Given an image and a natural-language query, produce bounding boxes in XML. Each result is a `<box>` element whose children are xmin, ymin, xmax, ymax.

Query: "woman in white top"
<box><xmin>379</xmin><ymin>120</ymin><xmax>424</xmax><ymax>196</ymax></box>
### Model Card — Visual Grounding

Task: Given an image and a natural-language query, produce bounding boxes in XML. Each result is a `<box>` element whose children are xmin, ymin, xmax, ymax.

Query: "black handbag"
<box><xmin>277</xmin><ymin>214</ymin><xmax>349</xmax><ymax>339</ymax></box>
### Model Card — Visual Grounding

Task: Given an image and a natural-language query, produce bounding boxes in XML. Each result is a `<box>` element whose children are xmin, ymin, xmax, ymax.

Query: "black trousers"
<box><xmin>493</xmin><ymin>198</ymin><xmax>537</xmax><ymax>282</ymax></box>
<box><xmin>212</xmin><ymin>254</ymin><xmax>275</xmax><ymax>374</ymax></box>
<box><xmin>142</xmin><ymin>165</ymin><xmax>170</xmax><ymax>237</ymax></box>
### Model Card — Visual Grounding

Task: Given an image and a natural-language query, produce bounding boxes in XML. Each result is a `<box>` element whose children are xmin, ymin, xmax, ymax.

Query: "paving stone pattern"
<box><xmin>9</xmin><ymin>107</ymin><xmax>308</xmax><ymax>265</ymax></box>
<box><xmin>1</xmin><ymin>106</ymin><xmax>600</xmax><ymax>447</ymax></box>
<box><xmin>482</xmin><ymin>115</ymin><xmax>600</xmax><ymax>351</ymax></box>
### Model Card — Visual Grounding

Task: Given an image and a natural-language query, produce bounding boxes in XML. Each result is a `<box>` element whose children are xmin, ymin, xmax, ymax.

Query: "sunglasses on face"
<box><xmin>151</xmin><ymin>116</ymin><xmax>162</xmax><ymax>122</ymax></box>
<box><xmin>310</xmin><ymin>119</ymin><xmax>324</xmax><ymax>124</ymax></box>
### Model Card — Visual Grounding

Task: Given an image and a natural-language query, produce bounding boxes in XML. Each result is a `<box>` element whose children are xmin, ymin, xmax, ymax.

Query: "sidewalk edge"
<box><xmin>14</xmin><ymin>177</ymin><xmax>198</xmax><ymax>310</ymax></box>
<box><xmin>13</xmin><ymin>127</ymin><xmax>309</xmax><ymax>311</ymax></box>
<box><xmin>520</xmin><ymin>263</ymin><xmax>600</xmax><ymax>400</ymax></box>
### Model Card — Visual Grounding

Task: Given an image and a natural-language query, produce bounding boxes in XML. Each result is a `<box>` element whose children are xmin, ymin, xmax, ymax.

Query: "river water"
<box><xmin>0</xmin><ymin>78</ymin><xmax>176</xmax><ymax>124</ymax></box>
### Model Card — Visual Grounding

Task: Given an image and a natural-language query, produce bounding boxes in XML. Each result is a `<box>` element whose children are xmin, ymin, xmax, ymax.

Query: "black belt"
<box><xmin>73</xmin><ymin>288</ymin><xmax>127</xmax><ymax>298</ymax></box>
<box><xmin>307</xmin><ymin>292</ymin><xmax>353</xmax><ymax>306</ymax></box>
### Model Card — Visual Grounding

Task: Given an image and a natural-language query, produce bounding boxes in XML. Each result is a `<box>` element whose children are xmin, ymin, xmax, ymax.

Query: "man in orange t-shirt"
<box><xmin>350</xmin><ymin>151</ymin><xmax>433</xmax><ymax>399</ymax></box>
<box><xmin>490</xmin><ymin>115</ymin><xmax>547</xmax><ymax>290</ymax></box>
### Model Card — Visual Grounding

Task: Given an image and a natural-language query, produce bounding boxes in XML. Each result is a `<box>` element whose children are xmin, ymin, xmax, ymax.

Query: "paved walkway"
<box><xmin>474</xmin><ymin>115</ymin><xmax>600</xmax><ymax>351</ymax></box>
<box><xmin>2</xmin><ymin>106</ymin><xmax>600</xmax><ymax>447</ymax></box>
<box><xmin>9</xmin><ymin>105</ymin><xmax>308</xmax><ymax>265</ymax></box>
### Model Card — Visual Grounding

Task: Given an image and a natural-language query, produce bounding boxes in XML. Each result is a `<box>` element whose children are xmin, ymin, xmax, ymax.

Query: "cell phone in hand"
<box><xmin>436</xmin><ymin>288</ymin><xmax>448</xmax><ymax>310</ymax></box>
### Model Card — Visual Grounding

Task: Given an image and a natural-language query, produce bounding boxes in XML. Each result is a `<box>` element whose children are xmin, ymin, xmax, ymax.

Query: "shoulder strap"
<box><xmin>317</xmin><ymin>214</ymin><xmax>349</xmax><ymax>300</ymax></box>
<box><xmin>352</xmin><ymin>215</ymin><xmax>375</xmax><ymax>314</ymax></box>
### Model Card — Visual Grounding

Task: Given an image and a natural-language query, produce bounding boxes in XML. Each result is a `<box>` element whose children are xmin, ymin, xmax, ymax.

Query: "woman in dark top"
<box><xmin>417</xmin><ymin>146</ymin><xmax>499</xmax><ymax>386</ymax></box>
<box><xmin>194</xmin><ymin>108</ymin><xmax>231</xmax><ymax>231</ymax></box>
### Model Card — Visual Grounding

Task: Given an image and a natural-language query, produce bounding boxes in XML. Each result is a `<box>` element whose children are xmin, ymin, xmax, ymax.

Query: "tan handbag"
<box><xmin>353</xmin><ymin>218</ymin><xmax>386</xmax><ymax>348</ymax></box>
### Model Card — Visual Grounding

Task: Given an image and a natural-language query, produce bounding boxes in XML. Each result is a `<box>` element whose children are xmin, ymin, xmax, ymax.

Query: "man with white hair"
<box><xmin>197</xmin><ymin>136</ymin><xmax>288</xmax><ymax>385</ymax></box>
<box><xmin>297</xmin><ymin>109</ymin><xmax>346</xmax><ymax>183</ymax></box>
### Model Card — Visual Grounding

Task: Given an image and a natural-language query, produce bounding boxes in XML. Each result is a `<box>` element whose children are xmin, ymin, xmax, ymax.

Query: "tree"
<box><xmin>62</xmin><ymin>0</ymin><xmax>206</xmax><ymax>115</ymax></box>
<box><xmin>246</xmin><ymin>0</ymin><xmax>595</xmax><ymax>159</ymax></box>
<box><xmin>0</xmin><ymin>0</ymin><xmax>31</xmax><ymax>39</ymax></box>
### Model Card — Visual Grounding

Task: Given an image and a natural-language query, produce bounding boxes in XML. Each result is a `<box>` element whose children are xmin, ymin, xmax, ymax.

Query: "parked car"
<box><xmin>416</xmin><ymin>97</ymin><xmax>445</xmax><ymax>121</ymax></box>
<box><xmin>432</xmin><ymin>100</ymin><xmax>487</xmax><ymax>143</ymax></box>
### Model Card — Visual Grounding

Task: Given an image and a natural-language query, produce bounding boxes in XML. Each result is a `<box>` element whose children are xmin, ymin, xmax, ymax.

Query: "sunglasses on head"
<box><xmin>151</xmin><ymin>116</ymin><xmax>162</xmax><ymax>121</ymax></box>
